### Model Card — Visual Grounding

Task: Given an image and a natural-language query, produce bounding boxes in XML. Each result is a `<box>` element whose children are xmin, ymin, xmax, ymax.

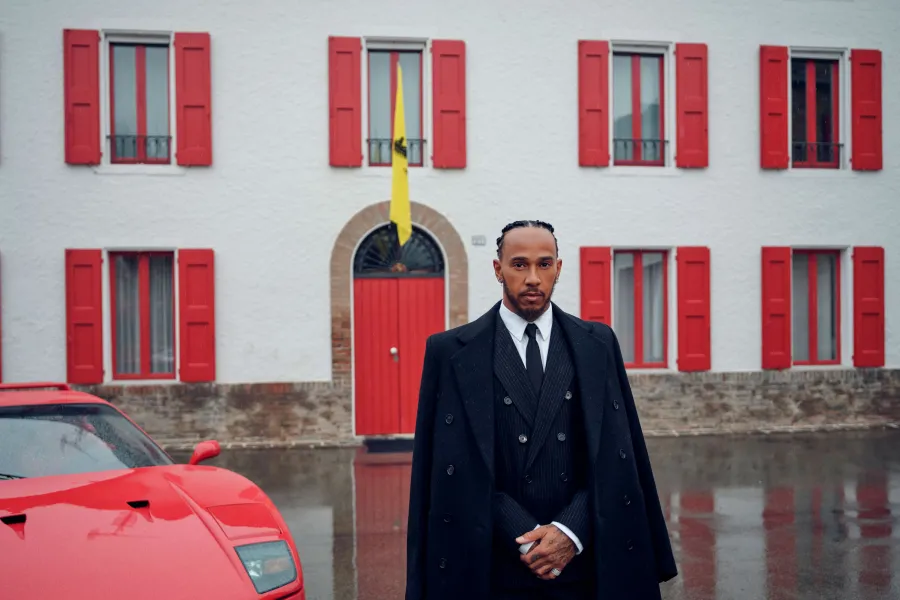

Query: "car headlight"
<box><xmin>235</xmin><ymin>540</ymin><xmax>297</xmax><ymax>594</ymax></box>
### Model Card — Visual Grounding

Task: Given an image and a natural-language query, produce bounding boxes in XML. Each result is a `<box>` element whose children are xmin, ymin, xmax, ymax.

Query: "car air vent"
<box><xmin>1</xmin><ymin>514</ymin><xmax>26</xmax><ymax>525</ymax></box>
<box><xmin>127</xmin><ymin>500</ymin><xmax>150</xmax><ymax>509</ymax></box>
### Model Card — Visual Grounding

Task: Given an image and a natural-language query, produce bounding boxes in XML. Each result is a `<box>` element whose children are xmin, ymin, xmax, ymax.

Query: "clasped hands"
<box><xmin>516</xmin><ymin>524</ymin><xmax>576</xmax><ymax>580</ymax></box>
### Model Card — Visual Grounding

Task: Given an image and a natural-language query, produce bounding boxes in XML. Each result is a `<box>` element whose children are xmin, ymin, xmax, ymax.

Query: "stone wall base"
<box><xmin>78</xmin><ymin>368</ymin><xmax>900</xmax><ymax>450</ymax></box>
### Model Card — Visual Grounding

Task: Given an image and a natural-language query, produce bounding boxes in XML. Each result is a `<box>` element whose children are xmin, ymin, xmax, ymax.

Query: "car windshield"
<box><xmin>0</xmin><ymin>403</ymin><xmax>173</xmax><ymax>479</ymax></box>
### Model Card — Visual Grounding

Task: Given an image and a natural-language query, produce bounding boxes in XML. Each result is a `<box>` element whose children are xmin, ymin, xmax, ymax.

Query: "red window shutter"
<box><xmin>578</xmin><ymin>40</ymin><xmax>610</xmax><ymax>167</ymax></box>
<box><xmin>675</xmin><ymin>43</ymin><xmax>709</xmax><ymax>168</ymax></box>
<box><xmin>431</xmin><ymin>40</ymin><xmax>467</xmax><ymax>169</ymax></box>
<box><xmin>853</xmin><ymin>246</ymin><xmax>884</xmax><ymax>367</ymax></box>
<box><xmin>63</xmin><ymin>29</ymin><xmax>101</xmax><ymax>165</ymax></box>
<box><xmin>761</xmin><ymin>247</ymin><xmax>792</xmax><ymax>369</ymax></box>
<box><xmin>0</xmin><ymin>252</ymin><xmax>3</xmax><ymax>383</ymax></box>
<box><xmin>329</xmin><ymin>36</ymin><xmax>362</xmax><ymax>167</ymax></box>
<box><xmin>851</xmin><ymin>49</ymin><xmax>882</xmax><ymax>171</ymax></box>
<box><xmin>759</xmin><ymin>46</ymin><xmax>789</xmax><ymax>169</ymax></box>
<box><xmin>676</xmin><ymin>247</ymin><xmax>711</xmax><ymax>371</ymax></box>
<box><xmin>179</xmin><ymin>249</ymin><xmax>216</xmax><ymax>382</ymax></box>
<box><xmin>174</xmin><ymin>32</ymin><xmax>213</xmax><ymax>166</ymax></box>
<box><xmin>580</xmin><ymin>247</ymin><xmax>611</xmax><ymax>324</ymax></box>
<box><xmin>66</xmin><ymin>249</ymin><xmax>104</xmax><ymax>384</ymax></box>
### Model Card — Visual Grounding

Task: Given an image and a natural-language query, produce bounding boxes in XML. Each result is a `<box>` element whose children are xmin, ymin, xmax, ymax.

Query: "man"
<box><xmin>405</xmin><ymin>220</ymin><xmax>677</xmax><ymax>600</ymax></box>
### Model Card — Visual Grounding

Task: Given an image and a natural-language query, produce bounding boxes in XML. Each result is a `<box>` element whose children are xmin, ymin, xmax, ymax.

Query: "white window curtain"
<box><xmin>793</xmin><ymin>253</ymin><xmax>838</xmax><ymax>362</ymax></box>
<box><xmin>115</xmin><ymin>255</ymin><xmax>141</xmax><ymax>373</ymax></box>
<box><xmin>149</xmin><ymin>256</ymin><xmax>174</xmax><ymax>373</ymax></box>
<box><xmin>614</xmin><ymin>253</ymin><xmax>635</xmax><ymax>363</ymax></box>
<box><xmin>642</xmin><ymin>253</ymin><xmax>665</xmax><ymax>363</ymax></box>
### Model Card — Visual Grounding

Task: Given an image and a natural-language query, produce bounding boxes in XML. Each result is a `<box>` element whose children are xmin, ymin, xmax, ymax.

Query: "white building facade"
<box><xmin>1</xmin><ymin>0</ymin><xmax>897</xmax><ymax>445</ymax></box>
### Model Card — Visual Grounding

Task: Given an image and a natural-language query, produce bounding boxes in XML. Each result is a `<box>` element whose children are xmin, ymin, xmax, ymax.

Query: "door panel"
<box><xmin>397</xmin><ymin>277</ymin><xmax>445</xmax><ymax>433</ymax></box>
<box><xmin>353</xmin><ymin>278</ymin><xmax>400</xmax><ymax>435</ymax></box>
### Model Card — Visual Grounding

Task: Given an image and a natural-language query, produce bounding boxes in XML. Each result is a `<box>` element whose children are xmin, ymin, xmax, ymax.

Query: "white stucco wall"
<box><xmin>1</xmin><ymin>0</ymin><xmax>898</xmax><ymax>383</ymax></box>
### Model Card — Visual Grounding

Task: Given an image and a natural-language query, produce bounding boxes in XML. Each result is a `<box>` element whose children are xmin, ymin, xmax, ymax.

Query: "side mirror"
<box><xmin>188</xmin><ymin>440</ymin><xmax>221</xmax><ymax>465</ymax></box>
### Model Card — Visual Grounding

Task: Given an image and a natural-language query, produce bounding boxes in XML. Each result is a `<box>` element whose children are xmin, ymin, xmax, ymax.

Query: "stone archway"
<box><xmin>329</xmin><ymin>201</ymin><xmax>468</xmax><ymax>388</ymax></box>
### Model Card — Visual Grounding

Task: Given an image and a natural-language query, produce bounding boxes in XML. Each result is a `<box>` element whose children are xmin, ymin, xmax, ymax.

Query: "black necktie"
<box><xmin>525</xmin><ymin>323</ymin><xmax>543</xmax><ymax>394</ymax></box>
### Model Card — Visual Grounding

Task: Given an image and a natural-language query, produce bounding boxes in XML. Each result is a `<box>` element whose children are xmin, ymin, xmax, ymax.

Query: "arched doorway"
<box><xmin>352</xmin><ymin>223</ymin><xmax>446</xmax><ymax>436</ymax></box>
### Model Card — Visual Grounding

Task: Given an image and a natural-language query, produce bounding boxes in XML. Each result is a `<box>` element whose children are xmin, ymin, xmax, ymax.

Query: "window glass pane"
<box><xmin>792</xmin><ymin>253</ymin><xmax>809</xmax><ymax>362</ymax></box>
<box><xmin>145</xmin><ymin>45</ymin><xmax>170</xmax><ymax>161</ymax></box>
<box><xmin>368</xmin><ymin>51</ymin><xmax>392</xmax><ymax>163</ymax></box>
<box><xmin>115</xmin><ymin>255</ymin><xmax>141</xmax><ymax>374</ymax></box>
<box><xmin>640</xmin><ymin>56</ymin><xmax>662</xmax><ymax>161</ymax></box>
<box><xmin>815</xmin><ymin>60</ymin><xmax>836</xmax><ymax>163</ymax></box>
<box><xmin>149</xmin><ymin>255</ymin><xmax>174</xmax><ymax>374</ymax></box>
<box><xmin>791</xmin><ymin>60</ymin><xmax>808</xmax><ymax>162</ymax></box>
<box><xmin>612</xmin><ymin>54</ymin><xmax>633</xmax><ymax>161</ymax></box>
<box><xmin>642</xmin><ymin>252</ymin><xmax>665</xmax><ymax>363</ymax></box>
<box><xmin>112</xmin><ymin>45</ymin><xmax>138</xmax><ymax>159</ymax></box>
<box><xmin>816</xmin><ymin>254</ymin><xmax>838</xmax><ymax>361</ymax></box>
<box><xmin>398</xmin><ymin>52</ymin><xmax>422</xmax><ymax>165</ymax></box>
<box><xmin>614</xmin><ymin>252</ymin><xmax>635</xmax><ymax>363</ymax></box>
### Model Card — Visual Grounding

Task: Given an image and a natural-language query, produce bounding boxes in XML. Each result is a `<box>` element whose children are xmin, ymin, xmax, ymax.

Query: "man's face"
<box><xmin>493</xmin><ymin>227</ymin><xmax>562</xmax><ymax>322</ymax></box>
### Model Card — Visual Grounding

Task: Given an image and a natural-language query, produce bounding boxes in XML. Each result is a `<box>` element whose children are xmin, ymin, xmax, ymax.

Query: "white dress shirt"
<box><xmin>497</xmin><ymin>302</ymin><xmax>584</xmax><ymax>556</ymax></box>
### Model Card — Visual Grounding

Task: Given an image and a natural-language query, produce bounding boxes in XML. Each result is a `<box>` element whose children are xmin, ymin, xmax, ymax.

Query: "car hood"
<box><xmin>0</xmin><ymin>465</ymin><xmax>302</xmax><ymax>600</ymax></box>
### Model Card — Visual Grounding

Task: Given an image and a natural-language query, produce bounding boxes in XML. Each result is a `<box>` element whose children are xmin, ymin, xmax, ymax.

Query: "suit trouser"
<box><xmin>490</xmin><ymin>579</ymin><xmax>595</xmax><ymax>600</ymax></box>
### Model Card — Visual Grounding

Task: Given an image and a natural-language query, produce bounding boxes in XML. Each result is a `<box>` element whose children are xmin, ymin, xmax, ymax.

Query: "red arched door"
<box><xmin>353</xmin><ymin>224</ymin><xmax>445</xmax><ymax>436</ymax></box>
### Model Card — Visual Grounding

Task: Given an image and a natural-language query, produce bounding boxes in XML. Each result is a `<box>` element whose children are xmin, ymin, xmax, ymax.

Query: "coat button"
<box><xmin>439</xmin><ymin>558</ymin><xmax>447</xmax><ymax>568</ymax></box>
<box><xmin>445</xmin><ymin>414</ymin><xmax>453</xmax><ymax>424</ymax></box>
<box><xmin>446</xmin><ymin>465</ymin><xmax>455</xmax><ymax>475</ymax></box>
<box><xmin>443</xmin><ymin>514</ymin><xmax>452</xmax><ymax>523</ymax></box>
<box><xmin>504</xmin><ymin>397</ymin><xmax>513</xmax><ymax>405</ymax></box>
<box><xmin>624</xmin><ymin>494</ymin><xmax>631</xmax><ymax>506</ymax></box>
<box><xmin>524</xmin><ymin>474</ymin><xmax>533</xmax><ymax>484</ymax></box>
<box><xmin>626</xmin><ymin>539</ymin><xmax>634</xmax><ymax>551</ymax></box>
<box><xmin>565</xmin><ymin>390</ymin><xmax>572</xmax><ymax>400</ymax></box>
<box><xmin>613</xmin><ymin>400</ymin><xmax>620</xmax><ymax>410</ymax></box>
<box><xmin>619</xmin><ymin>449</ymin><xmax>626</xmax><ymax>459</ymax></box>
<box><xmin>557</xmin><ymin>432</ymin><xmax>566</xmax><ymax>442</ymax></box>
<box><xmin>518</xmin><ymin>434</ymin><xmax>528</xmax><ymax>444</ymax></box>
<box><xmin>560</xmin><ymin>472</ymin><xmax>568</xmax><ymax>482</ymax></box>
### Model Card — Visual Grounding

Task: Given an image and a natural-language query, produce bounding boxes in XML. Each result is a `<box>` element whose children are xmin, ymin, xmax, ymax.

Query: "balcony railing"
<box><xmin>613</xmin><ymin>138</ymin><xmax>668</xmax><ymax>166</ymax></box>
<box><xmin>367</xmin><ymin>138</ymin><xmax>425</xmax><ymax>167</ymax></box>
<box><xmin>109</xmin><ymin>135</ymin><xmax>172</xmax><ymax>164</ymax></box>
<box><xmin>791</xmin><ymin>141</ymin><xmax>842</xmax><ymax>168</ymax></box>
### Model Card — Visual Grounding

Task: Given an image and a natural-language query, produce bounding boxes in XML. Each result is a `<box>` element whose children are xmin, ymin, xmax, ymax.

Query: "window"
<box><xmin>109</xmin><ymin>42</ymin><xmax>171</xmax><ymax>164</ymax></box>
<box><xmin>792</xmin><ymin>250</ymin><xmax>840</xmax><ymax>365</ymax></box>
<box><xmin>791</xmin><ymin>58</ymin><xmax>840</xmax><ymax>168</ymax></box>
<box><xmin>612</xmin><ymin>53</ymin><xmax>665</xmax><ymax>166</ymax></box>
<box><xmin>367</xmin><ymin>49</ymin><xmax>423</xmax><ymax>167</ymax></box>
<box><xmin>109</xmin><ymin>252</ymin><xmax>175</xmax><ymax>379</ymax></box>
<box><xmin>613</xmin><ymin>250</ymin><xmax>668</xmax><ymax>367</ymax></box>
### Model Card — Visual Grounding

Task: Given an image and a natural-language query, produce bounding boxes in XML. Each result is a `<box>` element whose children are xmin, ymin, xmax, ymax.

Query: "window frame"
<box><xmin>98</xmin><ymin>31</ymin><xmax>182</xmax><ymax>172</ymax></box>
<box><xmin>108</xmin><ymin>250</ymin><xmax>177</xmax><ymax>381</ymax></box>
<box><xmin>791</xmin><ymin>248</ymin><xmax>842</xmax><ymax>366</ymax></box>
<box><xmin>790</xmin><ymin>57</ymin><xmax>841</xmax><ymax>169</ymax></box>
<box><xmin>787</xmin><ymin>47</ymin><xmax>848</xmax><ymax>170</ymax></box>
<box><xmin>366</xmin><ymin>47</ymin><xmax>425</xmax><ymax>168</ymax></box>
<box><xmin>611</xmin><ymin>52</ymin><xmax>667</xmax><ymax>167</ymax></box>
<box><xmin>612</xmin><ymin>249</ymin><xmax>669</xmax><ymax>369</ymax></box>
<box><xmin>108</xmin><ymin>42</ymin><xmax>172</xmax><ymax>165</ymax></box>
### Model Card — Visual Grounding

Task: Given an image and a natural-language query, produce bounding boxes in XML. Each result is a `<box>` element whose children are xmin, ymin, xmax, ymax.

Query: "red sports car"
<box><xmin>0</xmin><ymin>382</ymin><xmax>306</xmax><ymax>600</ymax></box>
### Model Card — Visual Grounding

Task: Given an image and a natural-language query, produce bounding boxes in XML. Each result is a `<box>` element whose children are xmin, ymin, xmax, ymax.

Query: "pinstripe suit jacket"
<box><xmin>406</xmin><ymin>301</ymin><xmax>677</xmax><ymax>600</ymax></box>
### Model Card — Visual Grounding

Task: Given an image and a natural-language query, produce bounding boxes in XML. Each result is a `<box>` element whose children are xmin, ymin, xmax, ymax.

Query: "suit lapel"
<box><xmin>555</xmin><ymin>305</ymin><xmax>609</xmax><ymax>463</ymax></box>
<box><xmin>493</xmin><ymin>315</ymin><xmax>537</xmax><ymax>427</ymax></box>
<box><xmin>523</xmin><ymin>325</ymin><xmax>574</xmax><ymax>471</ymax></box>
<box><xmin>452</xmin><ymin>305</ymin><xmax>498</xmax><ymax>478</ymax></box>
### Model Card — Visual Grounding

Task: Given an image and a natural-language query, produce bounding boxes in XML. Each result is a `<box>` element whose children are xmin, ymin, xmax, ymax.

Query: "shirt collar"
<box><xmin>499</xmin><ymin>301</ymin><xmax>553</xmax><ymax>342</ymax></box>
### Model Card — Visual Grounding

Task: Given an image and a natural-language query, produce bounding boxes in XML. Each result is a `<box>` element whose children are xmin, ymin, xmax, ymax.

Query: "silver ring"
<box><xmin>551</xmin><ymin>568</ymin><xmax>561</xmax><ymax>577</ymax></box>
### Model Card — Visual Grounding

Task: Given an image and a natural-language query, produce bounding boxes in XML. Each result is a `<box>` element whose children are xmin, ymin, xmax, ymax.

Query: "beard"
<box><xmin>503</xmin><ymin>280</ymin><xmax>556</xmax><ymax>322</ymax></box>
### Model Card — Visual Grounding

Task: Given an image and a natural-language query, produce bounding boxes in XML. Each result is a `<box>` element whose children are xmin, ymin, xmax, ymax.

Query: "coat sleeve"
<box><xmin>405</xmin><ymin>335</ymin><xmax>440</xmax><ymax>600</ymax></box>
<box><xmin>609</xmin><ymin>326</ymin><xmax>678</xmax><ymax>583</ymax></box>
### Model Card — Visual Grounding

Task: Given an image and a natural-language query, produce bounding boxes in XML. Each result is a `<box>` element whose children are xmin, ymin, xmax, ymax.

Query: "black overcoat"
<box><xmin>405</xmin><ymin>302</ymin><xmax>678</xmax><ymax>600</ymax></box>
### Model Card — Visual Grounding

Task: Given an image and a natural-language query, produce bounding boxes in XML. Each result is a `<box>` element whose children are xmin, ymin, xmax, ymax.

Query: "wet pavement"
<box><xmin>173</xmin><ymin>429</ymin><xmax>900</xmax><ymax>600</ymax></box>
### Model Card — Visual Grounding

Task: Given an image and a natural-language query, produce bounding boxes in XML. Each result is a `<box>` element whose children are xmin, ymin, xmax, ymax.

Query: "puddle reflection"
<box><xmin>176</xmin><ymin>429</ymin><xmax>900</xmax><ymax>600</ymax></box>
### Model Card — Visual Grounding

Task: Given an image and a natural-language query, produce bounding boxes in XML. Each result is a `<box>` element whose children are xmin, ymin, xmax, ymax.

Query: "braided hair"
<box><xmin>496</xmin><ymin>220</ymin><xmax>558</xmax><ymax>258</ymax></box>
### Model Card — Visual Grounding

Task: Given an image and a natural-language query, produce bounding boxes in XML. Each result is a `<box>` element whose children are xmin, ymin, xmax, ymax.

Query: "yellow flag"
<box><xmin>390</xmin><ymin>62</ymin><xmax>412</xmax><ymax>246</ymax></box>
